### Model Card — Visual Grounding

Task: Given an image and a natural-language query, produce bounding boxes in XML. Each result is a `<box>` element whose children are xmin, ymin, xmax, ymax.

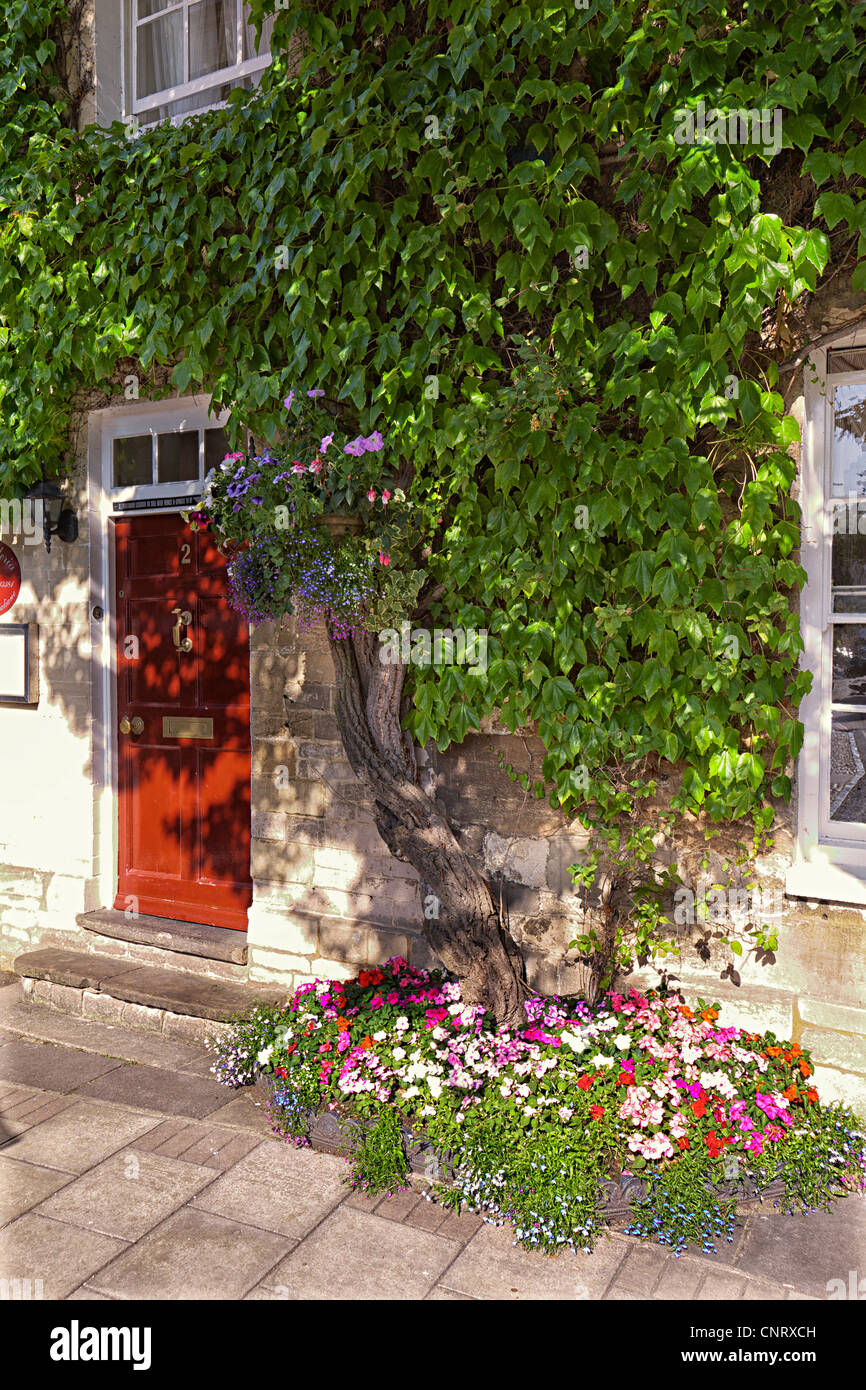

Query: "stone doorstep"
<box><xmin>77</xmin><ymin>909</ymin><xmax>248</xmax><ymax>965</ymax></box>
<box><xmin>12</xmin><ymin>947</ymin><xmax>288</xmax><ymax>1033</ymax></box>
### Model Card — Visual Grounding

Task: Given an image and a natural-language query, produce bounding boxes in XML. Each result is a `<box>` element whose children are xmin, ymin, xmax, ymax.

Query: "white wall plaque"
<box><xmin>0</xmin><ymin>623</ymin><xmax>37</xmax><ymax>704</ymax></box>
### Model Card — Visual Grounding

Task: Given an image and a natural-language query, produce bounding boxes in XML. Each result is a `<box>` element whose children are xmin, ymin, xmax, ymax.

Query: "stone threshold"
<box><xmin>12</xmin><ymin>947</ymin><xmax>287</xmax><ymax>1044</ymax></box>
<box><xmin>78</xmin><ymin>909</ymin><xmax>248</xmax><ymax>965</ymax></box>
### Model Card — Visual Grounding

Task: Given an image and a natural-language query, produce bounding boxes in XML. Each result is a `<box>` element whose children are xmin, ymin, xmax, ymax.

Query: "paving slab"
<box><xmin>201</xmin><ymin>1092</ymin><xmax>274</xmax><ymax>1136</ymax></box>
<box><xmin>438</xmin><ymin>1219</ymin><xmax>627</xmax><ymax>1300</ymax></box>
<box><xmin>698</xmin><ymin>1271</ymin><xmax>749</xmax><ymax>1299</ymax></box>
<box><xmin>0</xmin><ymin>1155</ymin><xmax>73</xmax><ymax>1225</ymax></box>
<box><xmin>0</xmin><ymin>1039</ymin><xmax>123</xmax><ymax>1094</ymax></box>
<box><xmin>191</xmin><ymin>1139</ymin><xmax>348</xmax><ymax>1239</ymax></box>
<box><xmin>0</xmin><ymin>1212</ymin><xmax>127</xmax><ymax>1300</ymax></box>
<box><xmin>607</xmin><ymin>1244</ymin><xmax>669</xmax><ymax>1295</ymax></box>
<box><xmin>89</xmin><ymin>1207</ymin><xmax>292</xmax><ymax>1300</ymax></box>
<box><xmin>735</xmin><ymin>1195</ymin><xmax>866</xmax><ymax>1299</ymax></box>
<box><xmin>133</xmin><ymin>1120</ymin><xmax>261</xmax><ymax>1171</ymax></box>
<box><xmin>652</xmin><ymin>1260</ymin><xmax>705</xmax><ymax>1300</ymax></box>
<box><xmin>0</xmin><ymin>1100</ymin><xmax>161</xmax><ymax>1173</ymax></box>
<box><xmin>0</xmin><ymin>1084</ymin><xmax>77</xmax><ymax>1139</ymax></box>
<box><xmin>34</xmin><ymin>1148</ymin><xmax>219</xmax><ymax>1242</ymax></box>
<box><xmin>263</xmin><ymin>1204</ymin><xmax>463</xmax><ymax>1300</ymax></box>
<box><xmin>75</xmin><ymin>1062</ymin><xmax>234</xmax><ymax>1119</ymax></box>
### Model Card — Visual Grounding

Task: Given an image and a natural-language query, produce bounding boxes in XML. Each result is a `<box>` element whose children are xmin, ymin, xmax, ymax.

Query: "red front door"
<box><xmin>113</xmin><ymin>514</ymin><xmax>252</xmax><ymax>931</ymax></box>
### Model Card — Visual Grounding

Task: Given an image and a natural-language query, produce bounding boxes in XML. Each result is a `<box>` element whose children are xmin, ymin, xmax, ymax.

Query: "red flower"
<box><xmin>589</xmin><ymin>1105</ymin><xmax>604</xmax><ymax>1121</ymax></box>
<box><xmin>691</xmin><ymin>1095</ymin><xmax>707</xmax><ymax>1119</ymax></box>
<box><xmin>577</xmin><ymin>1074</ymin><xmax>593</xmax><ymax>1091</ymax></box>
<box><xmin>358</xmin><ymin>968</ymin><xmax>384</xmax><ymax>989</ymax></box>
<box><xmin>617</xmin><ymin>1071</ymin><xmax>634</xmax><ymax>1086</ymax></box>
<box><xmin>677</xmin><ymin>1136</ymin><xmax>689</xmax><ymax>1151</ymax></box>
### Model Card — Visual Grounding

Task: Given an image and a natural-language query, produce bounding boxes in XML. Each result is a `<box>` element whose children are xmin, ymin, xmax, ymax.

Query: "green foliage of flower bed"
<box><xmin>209</xmin><ymin>957</ymin><xmax>866</xmax><ymax>1255</ymax></box>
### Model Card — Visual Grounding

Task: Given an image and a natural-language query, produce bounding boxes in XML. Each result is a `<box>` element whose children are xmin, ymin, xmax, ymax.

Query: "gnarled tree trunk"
<box><xmin>327</xmin><ymin>628</ymin><xmax>531</xmax><ymax>1029</ymax></box>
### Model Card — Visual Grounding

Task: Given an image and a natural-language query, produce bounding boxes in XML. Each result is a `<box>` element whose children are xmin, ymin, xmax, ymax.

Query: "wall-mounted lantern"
<box><xmin>24</xmin><ymin>476</ymin><xmax>79</xmax><ymax>553</ymax></box>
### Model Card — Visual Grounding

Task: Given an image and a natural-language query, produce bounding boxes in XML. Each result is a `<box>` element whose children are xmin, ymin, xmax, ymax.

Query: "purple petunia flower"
<box><xmin>307</xmin><ymin>389</ymin><xmax>325</xmax><ymax>399</ymax></box>
<box><xmin>283</xmin><ymin>391</ymin><xmax>295</xmax><ymax>409</ymax></box>
<box><xmin>344</xmin><ymin>436</ymin><xmax>367</xmax><ymax>457</ymax></box>
<box><xmin>363</xmin><ymin>431</ymin><xmax>384</xmax><ymax>452</ymax></box>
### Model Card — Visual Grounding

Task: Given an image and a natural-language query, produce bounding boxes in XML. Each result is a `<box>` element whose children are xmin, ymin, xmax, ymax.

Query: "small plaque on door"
<box><xmin>163</xmin><ymin>716</ymin><xmax>213</xmax><ymax>739</ymax></box>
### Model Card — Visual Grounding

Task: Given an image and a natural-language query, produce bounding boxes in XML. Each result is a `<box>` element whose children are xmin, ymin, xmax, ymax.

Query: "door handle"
<box><xmin>171</xmin><ymin>607</ymin><xmax>193</xmax><ymax>653</ymax></box>
<box><xmin>120</xmin><ymin>716</ymin><xmax>144</xmax><ymax>735</ymax></box>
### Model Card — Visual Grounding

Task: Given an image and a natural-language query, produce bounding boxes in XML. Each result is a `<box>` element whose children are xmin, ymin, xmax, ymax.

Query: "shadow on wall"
<box><xmin>0</xmin><ymin>508</ymin><xmax>95</xmax><ymax>881</ymax></box>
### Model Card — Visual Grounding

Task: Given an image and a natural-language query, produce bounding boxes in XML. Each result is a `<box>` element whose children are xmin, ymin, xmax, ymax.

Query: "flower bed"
<box><xmin>208</xmin><ymin>957</ymin><xmax>866</xmax><ymax>1256</ymax></box>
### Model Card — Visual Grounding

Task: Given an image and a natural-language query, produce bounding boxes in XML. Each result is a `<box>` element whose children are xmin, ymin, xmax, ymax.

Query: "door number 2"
<box><xmin>180</xmin><ymin>542</ymin><xmax>191</xmax><ymax>565</ymax></box>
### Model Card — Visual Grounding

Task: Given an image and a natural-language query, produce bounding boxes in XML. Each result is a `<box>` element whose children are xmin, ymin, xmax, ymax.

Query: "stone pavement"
<box><xmin>0</xmin><ymin>977</ymin><xmax>863</xmax><ymax>1302</ymax></box>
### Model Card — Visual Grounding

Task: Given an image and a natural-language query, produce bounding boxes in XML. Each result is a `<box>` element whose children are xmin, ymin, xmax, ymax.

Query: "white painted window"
<box><xmin>124</xmin><ymin>1</ymin><xmax>275</xmax><ymax>126</ymax></box>
<box><xmin>788</xmin><ymin>327</ymin><xmax>866</xmax><ymax>904</ymax></box>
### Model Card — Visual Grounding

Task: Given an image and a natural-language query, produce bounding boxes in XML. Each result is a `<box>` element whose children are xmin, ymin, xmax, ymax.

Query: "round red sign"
<box><xmin>0</xmin><ymin>542</ymin><xmax>21</xmax><ymax>616</ymax></box>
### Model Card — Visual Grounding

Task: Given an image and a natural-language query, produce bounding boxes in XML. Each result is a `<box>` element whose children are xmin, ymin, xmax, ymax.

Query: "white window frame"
<box><xmin>788</xmin><ymin>322</ymin><xmax>866</xmax><ymax>904</ymax></box>
<box><xmin>123</xmin><ymin>0</ymin><xmax>272</xmax><ymax>124</ymax></box>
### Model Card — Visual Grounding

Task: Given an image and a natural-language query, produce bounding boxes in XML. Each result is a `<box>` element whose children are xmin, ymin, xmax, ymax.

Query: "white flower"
<box><xmin>403</xmin><ymin>1085</ymin><xmax>420</xmax><ymax>1099</ymax></box>
<box><xmin>256</xmin><ymin>1046</ymin><xmax>273</xmax><ymax>1066</ymax></box>
<box><xmin>428</xmin><ymin>1077</ymin><xmax>442</xmax><ymax>1099</ymax></box>
<box><xmin>392</xmin><ymin>1047</ymin><xmax>406</xmax><ymax>1060</ymax></box>
<box><xmin>591</xmin><ymin>1054</ymin><xmax>615</xmax><ymax>1069</ymax></box>
<box><xmin>372</xmin><ymin>1030</ymin><xmax>386</xmax><ymax>1041</ymax></box>
<box><xmin>395</xmin><ymin>1016</ymin><xmax>409</xmax><ymax>1032</ymax></box>
<box><xmin>614</xmin><ymin>1034</ymin><xmax>631</xmax><ymax>1051</ymax></box>
<box><xmin>560</xmin><ymin>1030</ymin><xmax>587</xmax><ymax>1053</ymax></box>
<box><xmin>517</xmin><ymin>1083</ymin><xmax>531</xmax><ymax>1099</ymax></box>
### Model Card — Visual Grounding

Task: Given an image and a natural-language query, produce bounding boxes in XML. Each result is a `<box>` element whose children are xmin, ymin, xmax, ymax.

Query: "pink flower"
<box><xmin>292</xmin><ymin>462</ymin><xmax>307</xmax><ymax>474</ymax></box>
<box><xmin>381</xmin><ymin>489</ymin><xmax>392</xmax><ymax>505</ymax></box>
<box><xmin>379</xmin><ymin>552</ymin><xmax>390</xmax><ymax>566</ymax></box>
<box><xmin>308</xmin><ymin>459</ymin><xmax>323</xmax><ymax>473</ymax></box>
<box><xmin>366</xmin><ymin>489</ymin><xmax>377</xmax><ymax>503</ymax></box>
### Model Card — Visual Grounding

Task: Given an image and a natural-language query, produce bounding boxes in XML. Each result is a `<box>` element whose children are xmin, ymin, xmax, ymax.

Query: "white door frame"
<box><xmin>788</xmin><ymin>322</ymin><xmax>866</xmax><ymax>903</ymax></box>
<box><xmin>87</xmin><ymin>395</ymin><xmax>230</xmax><ymax>913</ymax></box>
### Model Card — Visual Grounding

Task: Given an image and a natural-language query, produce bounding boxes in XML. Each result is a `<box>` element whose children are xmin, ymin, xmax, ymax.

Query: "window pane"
<box><xmin>137</xmin><ymin>0</ymin><xmax>174</xmax><ymax>17</ymax></box>
<box><xmin>137</xmin><ymin>11</ymin><xmax>184</xmax><ymax>98</ymax></box>
<box><xmin>205</xmin><ymin>427</ymin><xmax>230</xmax><ymax>473</ymax></box>
<box><xmin>830</xmin><ymin>711</ymin><xmax>866</xmax><ymax>822</ymax></box>
<box><xmin>113</xmin><ymin>436</ymin><xmax>153</xmax><ymax>487</ymax></box>
<box><xmin>832</xmin><ymin>503</ymin><xmax>866</xmax><ymax>611</ymax></box>
<box><xmin>157</xmin><ymin>431</ymin><xmax>200</xmax><ymax>482</ymax></box>
<box><xmin>189</xmin><ymin>0</ymin><xmax>237</xmax><ymax>80</ymax></box>
<box><xmin>244</xmin><ymin>13</ymin><xmax>275</xmax><ymax>60</ymax></box>
<box><xmin>831</xmin><ymin>383</ymin><xmax>866</xmax><ymax>497</ymax></box>
<box><xmin>832</xmin><ymin>624</ymin><xmax>866</xmax><ymax>704</ymax></box>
